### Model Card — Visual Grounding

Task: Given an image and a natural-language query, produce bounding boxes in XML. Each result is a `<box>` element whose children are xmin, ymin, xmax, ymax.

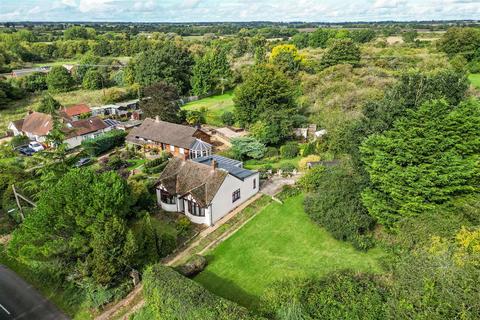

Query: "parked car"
<box><xmin>28</xmin><ymin>141</ymin><xmax>44</xmax><ymax>152</ymax></box>
<box><xmin>18</xmin><ymin>146</ymin><xmax>35</xmax><ymax>156</ymax></box>
<box><xmin>75</xmin><ymin>157</ymin><xmax>92</xmax><ymax>167</ymax></box>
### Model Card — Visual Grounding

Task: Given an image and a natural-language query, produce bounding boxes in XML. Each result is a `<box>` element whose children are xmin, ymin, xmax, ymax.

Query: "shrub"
<box><xmin>10</xmin><ymin>135</ymin><xmax>29</xmax><ymax>148</ymax></box>
<box><xmin>301</xmin><ymin>142</ymin><xmax>316</xmax><ymax>156</ymax></box>
<box><xmin>142</xmin><ymin>264</ymin><xmax>262</xmax><ymax>320</ymax></box>
<box><xmin>101</xmin><ymin>88</ymin><xmax>127</xmax><ymax>104</ymax></box>
<box><xmin>279</xmin><ymin>163</ymin><xmax>296</xmax><ymax>173</ymax></box>
<box><xmin>82</xmin><ymin>69</ymin><xmax>104</xmax><ymax>90</ymax></box>
<box><xmin>298</xmin><ymin>155</ymin><xmax>321</xmax><ymax>170</ymax></box>
<box><xmin>262</xmin><ymin>271</ymin><xmax>388</xmax><ymax>320</ymax></box>
<box><xmin>175</xmin><ymin>216</ymin><xmax>191</xmax><ymax>237</ymax></box>
<box><xmin>231</xmin><ymin>137</ymin><xmax>266</xmax><ymax>160</ymax></box>
<box><xmin>82</xmin><ymin>130</ymin><xmax>127</xmax><ymax>156</ymax></box>
<box><xmin>175</xmin><ymin>254</ymin><xmax>207</xmax><ymax>278</ymax></box>
<box><xmin>303</xmin><ymin>167</ymin><xmax>375</xmax><ymax>250</ymax></box>
<box><xmin>22</xmin><ymin>72</ymin><xmax>47</xmax><ymax>92</ymax></box>
<box><xmin>221</xmin><ymin>111</ymin><xmax>235</xmax><ymax>126</ymax></box>
<box><xmin>280</xmin><ymin>142</ymin><xmax>299</xmax><ymax>159</ymax></box>
<box><xmin>264</xmin><ymin>147</ymin><xmax>278</xmax><ymax>158</ymax></box>
<box><xmin>157</xmin><ymin>232</ymin><xmax>176</xmax><ymax>257</ymax></box>
<box><xmin>46</xmin><ymin>66</ymin><xmax>74</xmax><ymax>93</ymax></box>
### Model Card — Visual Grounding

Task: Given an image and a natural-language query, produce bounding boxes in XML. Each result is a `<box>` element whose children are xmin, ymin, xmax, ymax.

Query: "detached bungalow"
<box><xmin>126</xmin><ymin>117</ymin><xmax>212</xmax><ymax>159</ymax></box>
<box><xmin>156</xmin><ymin>155</ymin><xmax>259</xmax><ymax>226</ymax></box>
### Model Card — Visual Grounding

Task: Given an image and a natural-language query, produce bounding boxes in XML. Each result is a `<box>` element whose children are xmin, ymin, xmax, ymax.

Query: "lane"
<box><xmin>0</xmin><ymin>265</ymin><xmax>69</xmax><ymax>320</ymax></box>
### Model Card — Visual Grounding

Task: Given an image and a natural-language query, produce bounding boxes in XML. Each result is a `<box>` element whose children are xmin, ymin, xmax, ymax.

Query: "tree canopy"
<box><xmin>140</xmin><ymin>81</ymin><xmax>181</xmax><ymax>123</ymax></box>
<box><xmin>360</xmin><ymin>99</ymin><xmax>480</xmax><ymax>227</ymax></box>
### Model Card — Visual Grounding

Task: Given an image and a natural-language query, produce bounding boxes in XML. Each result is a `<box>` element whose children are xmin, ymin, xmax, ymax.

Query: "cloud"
<box><xmin>0</xmin><ymin>0</ymin><xmax>478</xmax><ymax>22</ymax></box>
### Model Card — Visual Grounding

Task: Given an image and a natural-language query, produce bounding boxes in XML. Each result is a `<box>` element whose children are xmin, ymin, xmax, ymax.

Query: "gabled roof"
<box><xmin>65</xmin><ymin>117</ymin><xmax>108</xmax><ymax>137</ymax></box>
<box><xmin>62</xmin><ymin>104</ymin><xmax>91</xmax><ymax>117</ymax></box>
<box><xmin>126</xmin><ymin>118</ymin><xmax>210</xmax><ymax>149</ymax></box>
<box><xmin>21</xmin><ymin>112</ymin><xmax>53</xmax><ymax>136</ymax></box>
<box><xmin>157</xmin><ymin>157</ymin><xmax>228</xmax><ymax>207</ymax></box>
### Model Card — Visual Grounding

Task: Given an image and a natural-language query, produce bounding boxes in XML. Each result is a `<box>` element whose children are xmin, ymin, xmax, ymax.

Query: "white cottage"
<box><xmin>156</xmin><ymin>155</ymin><xmax>259</xmax><ymax>226</ymax></box>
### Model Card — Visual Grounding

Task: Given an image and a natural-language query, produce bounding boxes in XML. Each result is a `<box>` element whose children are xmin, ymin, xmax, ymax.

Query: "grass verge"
<box><xmin>469</xmin><ymin>73</ymin><xmax>480</xmax><ymax>89</ymax></box>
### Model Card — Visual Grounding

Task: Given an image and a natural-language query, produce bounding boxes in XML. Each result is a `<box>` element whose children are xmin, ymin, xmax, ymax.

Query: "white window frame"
<box><xmin>179</xmin><ymin>147</ymin><xmax>185</xmax><ymax>154</ymax></box>
<box><xmin>170</xmin><ymin>145</ymin><xmax>175</xmax><ymax>152</ymax></box>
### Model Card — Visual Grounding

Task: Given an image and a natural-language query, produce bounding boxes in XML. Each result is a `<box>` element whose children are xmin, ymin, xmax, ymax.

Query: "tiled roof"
<box><xmin>63</xmin><ymin>104</ymin><xmax>91</xmax><ymax>117</ymax></box>
<box><xmin>65</xmin><ymin>117</ymin><xmax>108</xmax><ymax>138</ymax></box>
<box><xmin>21</xmin><ymin>112</ymin><xmax>53</xmax><ymax>136</ymax></box>
<box><xmin>126</xmin><ymin>118</ymin><xmax>210</xmax><ymax>149</ymax></box>
<box><xmin>157</xmin><ymin>157</ymin><xmax>228</xmax><ymax>207</ymax></box>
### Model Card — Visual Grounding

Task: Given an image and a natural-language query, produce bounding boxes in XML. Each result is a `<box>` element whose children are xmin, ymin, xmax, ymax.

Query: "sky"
<box><xmin>0</xmin><ymin>0</ymin><xmax>479</xmax><ymax>22</ymax></box>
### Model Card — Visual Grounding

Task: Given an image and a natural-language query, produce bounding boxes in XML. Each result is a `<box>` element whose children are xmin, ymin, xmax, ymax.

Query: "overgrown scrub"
<box><xmin>302</xmin><ymin>166</ymin><xmax>375</xmax><ymax>250</ymax></box>
<box><xmin>138</xmin><ymin>264</ymin><xmax>264</xmax><ymax>320</ymax></box>
<box><xmin>261</xmin><ymin>271</ymin><xmax>388</xmax><ymax>320</ymax></box>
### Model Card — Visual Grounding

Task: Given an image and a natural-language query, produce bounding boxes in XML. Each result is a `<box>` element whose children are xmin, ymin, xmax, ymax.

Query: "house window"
<box><xmin>253</xmin><ymin>178</ymin><xmax>256</xmax><ymax>189</ymax></box>
<box><xmin>179</xmin><ymin>147</ymin><xmax>184</xmax><ymax>154</ymax></box>
<box><xmin>232</xmin><ymin>189</ymin><xmax>241</xmax><ymax>203</ymax></box>
<box><xmin>160</xmin><ymin>190</ymin><xmax>176</xmax><ymax>205</ymax></box>
<box><xmin>187</xmin><ymin>200</ymin><xmax>205</xmax><ymax>217</ymax></box>
<box><xmin>170</xmin><ymin>145</ymin><xmax>175</xmax><ymax>152</ymax></box>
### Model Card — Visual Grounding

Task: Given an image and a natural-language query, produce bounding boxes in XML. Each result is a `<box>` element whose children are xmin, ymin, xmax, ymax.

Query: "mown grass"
<box><xmin>182</xmin><ymin>92</ymin><xmax>234</xmax><ymax>126</ymax></box>
<box><xmin>469</xmin><ymin>73</ymin><xmax>480</xmax><ymax>89</ymax></box>
<box><xmin>195</xmin><ymin>194</ymin><xmax>385</xmax><ymax>310</ymax></box>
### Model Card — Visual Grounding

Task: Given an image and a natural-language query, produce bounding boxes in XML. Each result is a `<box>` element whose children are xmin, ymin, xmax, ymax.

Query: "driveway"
<box><xmin>0</xmin><ymin>265</ymin><xmax>69</xmax><ymax>320</ymax></box>
<box><xmin>260</xmin><ymin>174</ymin><xmax>302</xmax><ymax>196</ymax></box>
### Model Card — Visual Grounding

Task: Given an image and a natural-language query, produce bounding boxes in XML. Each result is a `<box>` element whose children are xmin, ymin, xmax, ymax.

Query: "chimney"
<box><xmin>155</xmin><ymin>115</ymin><xmax>160</xmax><ymax>123</ymax></box>
<box><xmin>211</xmin><ymin>159</ymin><xmax>217</xmax><ymax>170</ymax></box>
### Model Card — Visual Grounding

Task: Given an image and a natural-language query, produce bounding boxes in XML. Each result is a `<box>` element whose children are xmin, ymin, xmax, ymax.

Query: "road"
<box><xmin>0</xmin><ymin>265</ymin><xmax>69</xmax><ymax>320</ymax></box>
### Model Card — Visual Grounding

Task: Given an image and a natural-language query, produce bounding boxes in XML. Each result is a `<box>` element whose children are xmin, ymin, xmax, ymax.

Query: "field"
<box><xmin>182</xmin><ymin>92</ymin><xmax>234</xmax><ymax>126</ymax></box>
<box><xmin>195</xmin><ymin>194</ymin><xmax>385</xmax><ymax>310</ymax></box>
<box><xmin>469</xmin><ymin>73</ymin><xmax>480</xmax><ymax>89</ymax></box>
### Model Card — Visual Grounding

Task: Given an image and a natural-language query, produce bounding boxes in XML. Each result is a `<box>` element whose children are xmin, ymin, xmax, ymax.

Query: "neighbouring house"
<box><xmin>60</xmin><ymin>104</ymin><xmax>92</xmax><ymax>121</ymax></box>
<box><xmin>294</xmin><ymin>124</ymin><xmax>319</xmax><ymax>140</ymax></box>
<box><xmin>209</xmin><ymin>126</ymin><xmax>248</xmax><ymax>147</ymax></box>
<box><xmin>64</xmin><ymin>117</ymin><xmax>111</xmax><ymax>148</ymax></box>
<box><xmin>8</xmin><ymin>112</ymin><xmax>52</xmax><ymax>143</ymax></box>
<box><xmin>126</xmin><ymin>117</ymin><xmax>212</xmax><ymax>159</ymax></box>
<box><xmin>156</xmin><ymin>155</ymin><xmax>260</xmax><ymax>226</ymax></box>
<box><xmin>8</xmin><ymin>111</ymin><xmax>111</xmax><ymax>149</ymax></box>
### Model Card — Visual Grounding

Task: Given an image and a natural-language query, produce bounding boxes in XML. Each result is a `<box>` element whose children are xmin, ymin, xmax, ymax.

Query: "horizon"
<box><xmin>1</xmin><ymin>0</ymin><xmax>479</xmax><ymax>23</ymax></box>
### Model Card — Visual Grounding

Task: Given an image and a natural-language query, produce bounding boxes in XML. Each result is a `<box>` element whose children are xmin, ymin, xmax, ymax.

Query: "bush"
<box><xmin>142</xmin><ymin>264</ymin><xmax>262</xmax><ymax>320</ymax></box>
<box><xmin>10</xmin><ymin>135</ymin><xmax>29</xmax><ymax>148</ymax></box>
<box><xmin>221</xmin><ymin>111</ymin><xmax>235</xmax><ymax>126</ymax></box>
<box><xmin>231</xmin><ymin>137</ymin><xmax>266</xmax><ymax>160</ymax></box>
<box><xmin>81</xmin><ymin>130</ymin><xmax>127</xmax><ymax>156</ymax></box>
<box><xmin>102</xmin><ymin>88</ymin><xmax>128</xmax><ymax>104</ymax></box>
<box><xmin>279</xmin><ymin>163</ymin><xmax>296</xmax><ymax>173</ymax></box>
<box><xmin>298</xmin><ymin>155</ymin><xmax>321</xmax><ymax>170</ymax></box>
<box><xmin>264</xmin><ymin>147</ymin><xmax>278</xmax><ymax>158</ymax></box>
<box><xmin>301</xmin><ymin>141</ymin><xmax>316</xmax><ymax>156</ymax></box>
<box><xmin>22</xmin><ymin>72</ymin><xmax>47</xmax><ymax>92</ymax></box>
<box><xmin>82</xmin><ymin>69</ymin><xmax>104</xmax><ymax>90</ymax></box>
<box><xmin>303</xmin><ymin>167</ymin><xmax>375</xmax><ymax>250</ymax></box>
<box><xmin>176</xmin><ymin>254</ymin><xmax>207</xmax><ymax>278</ymax></box>
<box><xmin>157</xmin><ymin>232</ymin><xmax>176</xmax><ymax>258</ymax></box>
<box><xmin>176</xmin><ymin>216</ymin><xmax>191</xmax><ymax>237</ymax></box>
<box><xmin>46</xmin><ymin>66</ymin><xmax>74</xmax><ymax>93</ymax></box>
<box><xmin>280</xmin><ymin>142</ymin><xmax>299</xmax><ymax>159</ymax></box>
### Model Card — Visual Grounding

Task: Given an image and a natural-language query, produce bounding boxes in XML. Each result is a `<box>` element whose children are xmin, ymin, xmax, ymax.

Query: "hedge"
<box><xmin>81</xmin><ymin>130</ymin><xmax>127</xmax><ymax>156</ymax></box>
<box><xmin>142</xmin><ymin>264</ymin><xmax>264</xmax><ymax>320</ymax></box>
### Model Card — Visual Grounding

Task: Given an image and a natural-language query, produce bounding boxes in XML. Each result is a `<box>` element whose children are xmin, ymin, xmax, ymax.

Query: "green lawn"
<box><xmin>182</xmin><ymin>92</ymin><xmax>234</xmax><ymax>126</ymax></box>
<box><xmin>244</xmin><ymin>156</ymin><xmax>302</xmax><ymax>170</ymax></box>
<box><xmin>126</xmin><ymin>158</ymin><xmax>146</xmax><ymax>171</ymax></box>
<box><xmin>469</xmin><ymin>73</ymin><xmax>480</xmax><ymax>89</ymax></box>
<box><xmin>195</xmin><ymin>194</ymin><xmax>385</xmax><ymax>310</ymax></box>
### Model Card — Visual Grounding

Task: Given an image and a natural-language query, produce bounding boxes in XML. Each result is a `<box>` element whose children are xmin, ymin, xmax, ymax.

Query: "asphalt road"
<box><xmin>0</xmin><ymin>265</ymin><xmax>69</xmax><ymax>320</ymax></box>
